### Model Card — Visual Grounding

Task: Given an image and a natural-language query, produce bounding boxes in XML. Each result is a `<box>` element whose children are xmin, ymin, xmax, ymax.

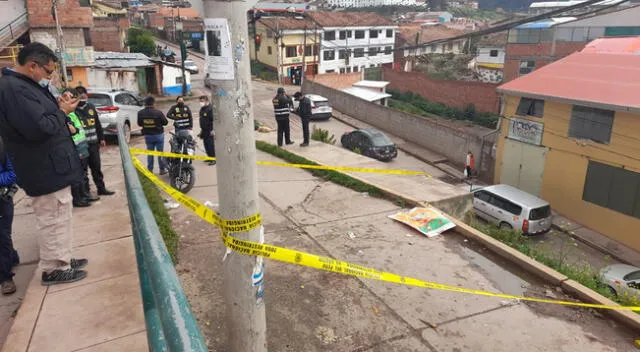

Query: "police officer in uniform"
<box><xmin>75</xmin><ymin>86</ymin><xmax>115</xmax><ymax>197</ymax></box>
<box><xmin>198</xmin><ymin>95</ymin><xmax>216</xmax><ymax>166</ymax></box>
<box><xmin>167</xmin><ymin>96</ymin><xmax>193</xmax><ymax>132</ymax></box>
<box><xmin>138</xmin><ymin>96</ymin><xmax>169</xmax><ymax>174</ymax></box>
<box><xmin>272</xmin><ymin>87</ymin><xmax>294</xmax><ymax>147</ymax></box>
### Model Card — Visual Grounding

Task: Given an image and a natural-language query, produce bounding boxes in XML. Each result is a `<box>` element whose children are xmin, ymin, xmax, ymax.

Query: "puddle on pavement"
<box><xmin>458</xmin><ymin>245</ymin><xmax>530</xmax><ymax>296</ymax></box>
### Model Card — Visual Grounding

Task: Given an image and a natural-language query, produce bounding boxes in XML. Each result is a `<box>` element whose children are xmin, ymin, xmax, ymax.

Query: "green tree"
<box><xmin>127</xmin><ymin>28</ymin><xmax>156</xmax><ymax>57</ymax></box>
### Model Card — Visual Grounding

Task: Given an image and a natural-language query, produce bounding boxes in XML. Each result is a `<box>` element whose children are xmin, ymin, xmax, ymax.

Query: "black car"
<box><xmin>341</xmin><ymin>128</ymin><xmax>398</xmax><ymax>161</ymax></box>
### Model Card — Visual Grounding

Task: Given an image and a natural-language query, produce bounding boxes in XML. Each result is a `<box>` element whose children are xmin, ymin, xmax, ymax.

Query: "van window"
<box><xmin>474</xmin><ymin>190</ymin><xmax>491</xmax><ymax>202</ymax></box>
<box><xmin>489</xmin><ymin>195</ymin><xmax>522</xmax><ymax>215</ymax></box>
<box><xmin>88</xmin><ymin>94</ymin><xmax>112</xmax><ymax>107</ymax></box>
<box><xmin>314</xmin><ymin>101</ymin><xmax>329</xmax><ymax>107</ymax></box>
<box><xmin>529</xmin><ymin>205</ymin><xmax>550</xmax><ymax>220</ymax></box>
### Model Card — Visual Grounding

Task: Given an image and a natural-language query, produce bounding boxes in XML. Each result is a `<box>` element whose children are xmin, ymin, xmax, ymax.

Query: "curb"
<box><xmin>550</xmin><ymin>223</ymin><xmax>632</xmax><ymax>266</ymax></box>
<box><xmin>257</xmin><ymin>139</ymin><xmax>640</xmax><ymax>333</ymax></box>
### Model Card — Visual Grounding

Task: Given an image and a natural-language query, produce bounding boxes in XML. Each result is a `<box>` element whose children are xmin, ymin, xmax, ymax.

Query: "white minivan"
<box><xmin>472</xmin><ymin>184</ymin><xmax>552</xmax><ymax>235</ymax></box>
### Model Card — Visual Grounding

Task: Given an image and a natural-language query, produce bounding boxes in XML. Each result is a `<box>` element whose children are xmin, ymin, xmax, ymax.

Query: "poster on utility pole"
<box><xmin>204</xmin><ymin>18</ymin><xmax>234</xmax><ymax>80</ymax></box>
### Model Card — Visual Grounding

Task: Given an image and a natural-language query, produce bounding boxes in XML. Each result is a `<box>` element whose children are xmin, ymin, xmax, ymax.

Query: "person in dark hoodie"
<box><xmin>0</xmin><ymin>42</ymin><xmax>88</xmax><ymax>286</ymax></box>
<box><xmin>137</xmin><ymin>96</ymin><xmax>169</xmax><ymax>174</ymax></box>
<box><xmin>0</xmin><ymin>137</ymin><xmax>19</xmax><ymax>295</ymax></box>
<box><xmin>198</xmin><ymin>95</ymin><xmax>216</xmax><ymax>166</ymax></box>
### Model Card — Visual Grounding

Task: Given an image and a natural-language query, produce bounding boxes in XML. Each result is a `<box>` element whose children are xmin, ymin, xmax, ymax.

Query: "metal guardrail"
<box><xmin>0</xmin><ymin>12</ymin><xmax>28</xmax><ymax>48</ymax></box>
<box><xmin>117</xmin><ymin>124</ymin><xmax>208</xmax><ymax>352</ymax></box>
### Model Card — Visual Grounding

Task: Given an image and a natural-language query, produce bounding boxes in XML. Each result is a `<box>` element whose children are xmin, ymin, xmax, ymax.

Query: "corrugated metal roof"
<box><xmin>582</xmin><ymin>37</ymin><xmax>640</xmax><ymax>54</ymax></box>
<box><xmin>341</xmin><ymin>87</ymin><xmax>391</xmax><ymax>102</ymax></box>
<box><xmin>353</xmin><ymin>80</ymin><xmax>390</xmax><ymax>88</ymax></box>
<box><xmin>529</xmin><ymin>0</ymin><xmax>624</xmax><ymax>7</ymax></box>
<box><xmin>497</xmin><ymin>52</ymin><xmax>640</xmax><ymax>111</ymax></box>
<box><xmin>307</xmin><ymin>11</ymin><xmax>394</xmax><ymax>28</ymax></box>
<box><xmin>94</xmin><ymin>52</ymin><xmax>154</xmax><ymax>68</ymax></box>
<box><xmin>515</xmin><ymin>17</ymin><xmax>576</xmax><ymax>29</ymax></box>
<box><xmin>259</xmin><ymin>17</ymin><xmax>316</xmax><ymax>30</ymax></box>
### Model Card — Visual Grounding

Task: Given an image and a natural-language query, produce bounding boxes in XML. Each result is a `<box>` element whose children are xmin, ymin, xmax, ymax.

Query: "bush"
<box><xmin>311</xmin><ymin>126</ymin><xmax>336</xmax><ymax>145</ymax></box>
<box><xmin>252</xmin><ymin>60</ymin><xmax>278</xmax><ymax>82</ymax></box>
<box><xmin>128</xmin><ymin>28</ymin><xmax>156</xmax><ymax>57</ymax></box>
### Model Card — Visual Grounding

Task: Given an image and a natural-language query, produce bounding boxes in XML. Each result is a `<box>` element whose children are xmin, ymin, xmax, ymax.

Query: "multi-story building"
<box><xmin>473</xmin><ymin>31</ymin><xmax>507</xmax><ymax>83</ymax></box>
<box><xmin>91</xmin><ymin>1</ymin><xmax>130</xmax><ymax>52</ymax></box>
<box><xmin>249</xmin><ymin>16</ymin><xmax>320</xmax><ymax>84</ymax></box>
<box><xmin>395</xmin><ymin>24</ymin><xmax>467</xmax><ymax>72</ymax></box>
<box><xmin>307</xmin><ymin>12</ymin><xmax>397</xmax><ymax>74</ymax></box>
<box><xmin>504</xmin><ymin>4</ymin><xmax>640</xmax><ymax>82</ymax></box>
<box><xmin>27</xmin><ymin>0</ymin><xmax>95</xmax><ymax>86</ymax></box>
<box><xmin>528</xmin><ymin>0</ymin><xmax>632</xmax><ymax>15</ymax></box>
<box><xmin>325</xmin><ymin>0</ymin><xmax>417</xmax><ymax>8</ymax></box>
<box><xmin>494</xmin><ymin>38</ymin><xmax>640</xmax><ymax>251</ymax></box>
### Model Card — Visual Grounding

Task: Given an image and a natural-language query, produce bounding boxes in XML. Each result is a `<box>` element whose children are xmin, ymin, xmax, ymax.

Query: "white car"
<box><xmin>88</xmin><ymin>89</ymin><xmax>144</xmax><ymax>144</ymax></box>
<box><xmin>292</xmin><ymin>94</ymin><xmax>333</xmax><ymax>120</ymax></box>
<box><xmin>600</xmin><ymin>264</ymin><xmax>640</xmax><ymax>299</ymax></box>
<box><xmin>183</xmin><ymin>60</ymin><xmax>199</xmax><ymax>74</ymax></box>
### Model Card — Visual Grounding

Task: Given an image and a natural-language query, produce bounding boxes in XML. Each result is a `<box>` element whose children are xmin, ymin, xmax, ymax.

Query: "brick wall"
<box><xmin>503</xmin><ymin>41</ymin><xmax>587</xmax><ymax>82</ymax></box>
<box><xmin>383</xmin><ymin>67</ymin><xmax>500</xmax><ymax>113</ymax></box>
<box><xmin>308</xmin><ymin>72</ymin><xmax>362</xmax><ymax>89</ymax></box>
<box><xmin>92</xmin><ymin>16</ymin><xmax>130</xmax><ymax>52</ymax></box>
<box><xmin>27</xmin><ymin>0</ymin><xmax>92</xmax><ymax>27</ymax></box>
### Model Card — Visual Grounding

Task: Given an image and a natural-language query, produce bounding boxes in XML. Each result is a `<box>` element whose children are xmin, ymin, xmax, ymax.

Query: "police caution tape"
<box><xmin>131</xmin><ymin>152</ymin><xmax>640</xmax><ymax>312</ymax></box>
<box><xmin>130</xmin><ymin>148</ymin><xmax>431</xmax><ymax>177</ymax></box>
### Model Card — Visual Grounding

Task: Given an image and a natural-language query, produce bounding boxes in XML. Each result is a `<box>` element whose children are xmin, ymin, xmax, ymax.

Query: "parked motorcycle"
<box><xmin>168</xmin><ymin>130</ymin><xmax>196</xmax><ymax>193</ymax></box>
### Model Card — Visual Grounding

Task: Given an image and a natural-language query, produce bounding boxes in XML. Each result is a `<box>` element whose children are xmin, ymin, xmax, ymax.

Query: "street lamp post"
<box><xmin>176</xmin><ymin>19</ymin><xmax>188</xmax><ymax>96</ymax></box>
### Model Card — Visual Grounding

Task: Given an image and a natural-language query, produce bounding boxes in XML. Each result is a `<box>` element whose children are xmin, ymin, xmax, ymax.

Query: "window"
<box><xmin>339</xmin><ymin>68</ymin><xmax>346</xmax><ymax>74</ymax></box>
<box><xmin>339</xmin><ymin>30</ymin><xmax>352</xmax><ymax>40</ymax></box>
<box><xmin>430</xmin><ymin>45</ymin><xmax>437</xmax><ymax>53</ymax></box>
<box><xmin>529</xmin><ymin>206</ymin><xmax>551</xmax><ymax>220</ymax></box>
<box><xmin>338</xmin><ymin>49</ymin><xmax>346</xmax><ymax>59</ymax></box>
<box><xmin>490</xmin><ymin>49</ymin><xmax>498</xmax><ymax>57</ymax></box>
<box><xmin>83</xmin><ymin>28</ymin><xmax>92</xmax><ymax>46</ymax></box>
<box><xmin>507</xmin><ymin>28</ymin><xmax>553</xmax><ymax>44</ymax></box>
<box><xmin>386</xmin><ymin>29</ymin><xmax>393</xmax><ymax>38</ymax></box>
<box><xmin>324</xmin><ymin>31</ymin><xmax>335</xmax><ymax>41</ymax></box>
<box><xmin>516</xmin><ymin>98</ymin><xmax>545</xmax><ymax>118</ymax></box>
<box><xmin>78</xmin><ymin>0</ymin><xmax>91</xmax><ymax>6</ymax></box>
<box><xmin>384</xmin><ymin>46</ymin><xmax>392</xmax><ymax>55</ymax></box>
<box><xmin>66</xmin><ymin>68</ymin><xmax>73</xmax><ymax>82</ymax></box>
<box><xmin>369</xmin><ymin>30</ymin><xmax>378</xmax><ymax>38</ymax></box>
<box><xmin>115</xmin><ymin>93</ymin><xmax>138</xmax><ymax>106</ymax></box>
<box><xmin>353</xmin><ymin>48</ymin><xmax>365</xmax><ymax>57</ymax></box>
<box><xmin>267</xmin><ymin>46</ymin><xmax>272</xmax><ymax>55</ymax></box>
<box><xmin>285</xmin><ymin>46</ymin><xmax>297</xmax><ymax>58</ymax></box>
<box><xmin>353</xmin><ymin>66</ymin><xmax>359</xmax><ymax>72</ymax></box>
<box><xmin>519</xmin><ymin>60</ymin><xmax>535</xmax><ymax>75</ymax></box>
<box><xmin>346</xmin><ymin>67</ymin><xmax>352</xmax><ymax>73</ymax></box>
<box><xmin>368</xmin><ymin>47</ymin><xmax>378</xmax><ymax>56</ymax></box>
<box><xmin>569</xmin><ymin>105</ymin><xmax>614</xmax><ymax>144</ymax></box>
<box><xmin>354</xmin><ymin>30</ymin><xmax>365</xmax><ymax>39</ymax></box>
<box><xmin>323</xmin><ymin>50</ymin><xmax>335</xmax><ymax>61</ymax></box>
<box><xmin>325</xmin><ymin>69</ymin><xmax>335</xmax><ymax>73</ymax></box>
<box><xmin>447</xmin><ymin>42</ymin><xmax>453</xmax><ymax>51</ymax></box>
<box><xmin>176</xmin><ymin>76</ymin><xmax>184</xmax><ymax>85</ymax></box>
<box><xmin>474</xmin><ymin>190</ymin><xmax>491</xmax><ymax>202</ymax></box>
<box><xmin>583</xmin><ymin>161</ymin><xmax>640</xmax><ymax>219</ymax></box>
<box><xmin>304</xmin><ymin>45</ymin><xmax>313</xmax><ymax>56</ymax></box>
<box><xmin>267</xmin><ymin>29</ymin><xmax>274</xmax><ymax>38</ymax></box>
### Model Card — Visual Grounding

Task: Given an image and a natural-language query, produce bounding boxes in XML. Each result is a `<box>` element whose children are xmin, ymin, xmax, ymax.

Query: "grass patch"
<box><xmin>311</xmin><ymin>126</ymin><xmax>336</xmax><ymax>145</ymax></box>
<box><xmin>470</xmin><ymin>220</ymin><xmax>621</xmax><ymax>303</ymax></box>
<box><xmin>256</xmin><ymin>140</ymin><xmax>405</xmax><ymax>203</ymax></box>
<box><xmin>138</xmin><ymin>170</ymin><xmax>179</xmax><ymax>263</ymax></box>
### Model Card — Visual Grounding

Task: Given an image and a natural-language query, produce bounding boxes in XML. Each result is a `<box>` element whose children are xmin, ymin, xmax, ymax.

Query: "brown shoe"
<box><xmin>1</xmin><ymin>279</ymin><xmax>16</xmax><ymax>295</ymax></box>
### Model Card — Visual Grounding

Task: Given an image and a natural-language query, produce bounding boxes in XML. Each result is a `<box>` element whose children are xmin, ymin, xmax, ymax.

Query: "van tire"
<box><xmin>499</xmin><ymin>222</ymin><xmax>513</xmax><ymax>230</ymax></box>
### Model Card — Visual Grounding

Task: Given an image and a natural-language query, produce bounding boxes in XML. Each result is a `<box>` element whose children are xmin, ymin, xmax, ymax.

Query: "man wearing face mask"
<box><xmin>0</xmin><ymin>42</ymin><xmax>88</xmax><ymax>286</ymax></box>
<box><xmin>75</xmin><ymin>86</ymin><xmax>114</xmax><ymax>198</ymax></box>
<box><xmin>198</xmin><ymin>95</ymin><xmax>216</xmax><ymax>166</ymax></box>
<box><xmin>167</xmin><ymin>96</ymin><xmax>193</xmax><ymax>132</ymax></box>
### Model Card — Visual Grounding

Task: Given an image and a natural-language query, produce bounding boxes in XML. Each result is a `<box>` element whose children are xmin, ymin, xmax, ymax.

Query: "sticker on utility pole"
<box><xmin>204</xmin><ymin>18</ymin><xmax>234</xmax><ymax>81</ymax></box>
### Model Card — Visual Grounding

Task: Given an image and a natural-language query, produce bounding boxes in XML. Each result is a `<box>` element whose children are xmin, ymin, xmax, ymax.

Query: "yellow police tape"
<box><xmin>131</xmin><ymin>152</ymin><xmax>640</xmax><ymax>312</ymax></box>
<box><xmin>129</xmin><ymin>147</ymin><xmax>431</xmax><ymax>177</ymax></box>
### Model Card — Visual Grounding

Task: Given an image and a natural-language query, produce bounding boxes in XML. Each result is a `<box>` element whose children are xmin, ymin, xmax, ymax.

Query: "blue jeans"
<box><xmin>145</xmin><ymin>134</ymin><xmax>167</xmax><ymax>172</ymax></box>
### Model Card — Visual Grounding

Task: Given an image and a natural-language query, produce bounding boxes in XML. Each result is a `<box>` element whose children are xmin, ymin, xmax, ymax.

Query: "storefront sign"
<box><xmin>508</xmin><ymin>117</ymin><xmax>544</xmax><ymax>146</ymax></box>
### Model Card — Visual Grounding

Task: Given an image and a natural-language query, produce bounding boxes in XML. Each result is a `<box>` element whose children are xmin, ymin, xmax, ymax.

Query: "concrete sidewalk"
<box><xmin>1</xmin><ymin>145</ymin><xmax>147</xmax><ymax>352</ymax></box>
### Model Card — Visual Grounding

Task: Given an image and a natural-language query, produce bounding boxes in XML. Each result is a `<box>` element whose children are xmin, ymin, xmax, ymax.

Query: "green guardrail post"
<box><xmin>117</xmin><ymin>124</ymin><xmax>207</xmax><ymax>351</ymax></box>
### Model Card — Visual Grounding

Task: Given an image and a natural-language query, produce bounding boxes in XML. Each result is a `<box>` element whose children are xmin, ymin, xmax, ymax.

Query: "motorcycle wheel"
<box><xmin>170</xmin><ymin>166</ymin><xmax>196</xmax><ymax>194</ymax></box>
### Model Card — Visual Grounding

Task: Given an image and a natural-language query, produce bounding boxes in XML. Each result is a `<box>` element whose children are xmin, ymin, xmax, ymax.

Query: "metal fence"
<box><xmin>0</xmin><ymin>13</ymin><xmax>28</xmax><ymax>49</ymax></box>
<box><xmin>117</xmin><ymin>124</ymin><xmax>207</xmax><ymax>352</ymax></box>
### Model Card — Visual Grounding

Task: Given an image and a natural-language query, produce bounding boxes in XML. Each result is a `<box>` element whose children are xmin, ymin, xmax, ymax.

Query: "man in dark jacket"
<box><xmin>167</xmin><ymin>96</ymin><xmax>193</xmax><ymax>132</ymax></box>
<box><xmin>198</xmin><ymin>95</ymin><xmax>216</xmax><ymax>166</ymax></box>
<box><xmin>0</xmin><ymin>137</ymin><xmax>19</xmax><ymax>295</ymax></box>
<box><xmin>137</xmin><ymin>96</ymin><xmax>169</xmax><ymax>174</ymax></box>
<box><xmin>294</xmin><ymin>92</ymin><xmax>312</xmax><ymax>147</ymax></box>
<box><xmin>272</xmin><ymin>87</ymin><xmax>294</xmax><ymax>147</ymax></box>
<box><xmin>0</xmin><ymin>42</ymin><xmax>88</xmax><ymax>286</ymax></box>
<box><xmin>75</xmin><ymin>86</ymin><xmax>115</xmax><ymax>197</ymax></box>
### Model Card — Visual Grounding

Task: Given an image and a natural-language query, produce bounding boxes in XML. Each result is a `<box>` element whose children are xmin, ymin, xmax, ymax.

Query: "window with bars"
<box><xmin>285</xmin><ymin>46</ymin><xmax>297</xmax><ymax>58</ymax></box>
<box><xmin>324</xmin><ymin>31</ymin><xmax>336</xmax><ymax>40</ymax></box>
<box><xmin>323</xmin><ymin>50</ymin><xmax>335</xmax><ymax>61</ymax></box>
<box><xmin>516</xmin><ymin>98</ymin><xmax>545</xmax><ymax>118</ymax></box>
<box><xmin>354</xmin><ymin>30</ymin><xmax>365</xmax><ymax>39</ymax></box>
<box><xmin>519</xmin><ymin>60</ymin><xmax>535</xmax><ymax>75</ymax></box>
<box><xmin>569</xmin><ymin>105</ymin><xmax>614</xmax><ymax>144</ymax></box>
<box><xmin>369</xmin><ymin>30</ymin><xmax>378</xmax><ymax>38</ymax></box>
<box><xmin>353</xmin><ymin>48</ymin><xmax>365</xmax><ymax>57</ymax></box>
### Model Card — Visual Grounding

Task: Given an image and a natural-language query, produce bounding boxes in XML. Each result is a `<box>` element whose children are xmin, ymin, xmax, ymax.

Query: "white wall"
<box><xmin>476</xmin><ymin>46</ymin><xmax>505</xmax><ymax>65</ymax></box>
<box><xmin>87</xmin><ymin>69</ymin><xmax>139</xmax><ymax>92</ymax></box>
<box><xmin>319</xmin><ymin>26</ymin><xmax>396</xmax><ymax>74</ymax></box>
<box><xmin>162</xmin><ymin>65</ymin><xmax>191</xmax><ymax>87</ymax></box>
<box><xmin>557</xmin><ymin>5</ymin><xmax>640</xmax><ymax>27</ymax></box>
<box><xmin>0</xmin><ymin>0</ymin><xmax>26</xmax><ymax>29</ymax></box>
<box><xmin>403</xmin><ymin>39</ymin><xmax>466</xmax><ymax>57</ymax></box>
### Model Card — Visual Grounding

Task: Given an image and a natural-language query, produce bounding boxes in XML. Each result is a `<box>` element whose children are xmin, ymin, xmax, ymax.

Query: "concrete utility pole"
<box><xmin>52</xmin><ymin>0</ymin><xmax>68</xmax><ymax>85</ymax></box>
<box><xmin>202</xmin><ymin>1</ymin><xmax>267</xmax><ymax>351</ymax></box>
<box><xmin>301</xmin><ymin>25</ymin><xmax>306</xmax><ymax>86</ymax></box>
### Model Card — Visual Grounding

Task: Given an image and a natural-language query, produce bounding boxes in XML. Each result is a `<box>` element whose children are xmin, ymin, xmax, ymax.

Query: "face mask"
<box><xmin>199</xmin><ymin>102</ymin><xmax>206</xmax><ymax>107</ymax></box>
<box><xmin>177</xmin><ymin>102</ymin><xmax>185</xmax><ymax>107</ymax></box>
<box><xmin>39</xmin><ymin>79</ymin><xmax>50</xmax><ymax>88</ymax></box>
<box><xmin>78</xmin><ymin>100</ymin><xmax>88</xmax><ymax>107</ymax></box>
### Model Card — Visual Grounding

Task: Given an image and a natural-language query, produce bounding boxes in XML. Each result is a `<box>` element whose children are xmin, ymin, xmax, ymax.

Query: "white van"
<box><xmin>472</xmin><ymin>184</ymin><xmax>552</xmax><ymax>235</ymax></box>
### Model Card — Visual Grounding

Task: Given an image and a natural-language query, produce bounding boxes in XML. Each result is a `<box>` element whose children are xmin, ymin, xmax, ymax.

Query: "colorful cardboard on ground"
<box><xmin>388</xmin><ymin>207</ymin><xmax>456</xmax><ymax>238</ymax></box>
<box><xmin>204</xmin><ymin>18</ymin><xmax>234</xmax><ymax>80</ymax></box>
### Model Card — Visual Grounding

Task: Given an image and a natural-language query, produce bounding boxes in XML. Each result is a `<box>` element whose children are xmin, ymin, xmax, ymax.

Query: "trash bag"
<box><xmin>463</xmin><ymin>168</ymin><xmax>469</xmax><ymax>178</ymax></box>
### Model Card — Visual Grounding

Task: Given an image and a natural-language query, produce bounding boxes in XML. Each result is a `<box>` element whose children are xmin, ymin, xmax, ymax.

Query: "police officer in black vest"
<box><xmin>272</xmin><ymin>87</ymin><xmax>294</xmax><ymax>147</ymax></box>
<box><xmin>167</xmin><ymin>96</ymin><xmax>193</xmax><ymax>132</ymax></box>
<box><xmin>75</xmin><ymin>86</ymin><xmax>115</xmax><ymax>197</ymax></box>
<box><xmin>198</xmin><ymin>95</ymin><xmax>216</xmax><ymax>166</ymax></box>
